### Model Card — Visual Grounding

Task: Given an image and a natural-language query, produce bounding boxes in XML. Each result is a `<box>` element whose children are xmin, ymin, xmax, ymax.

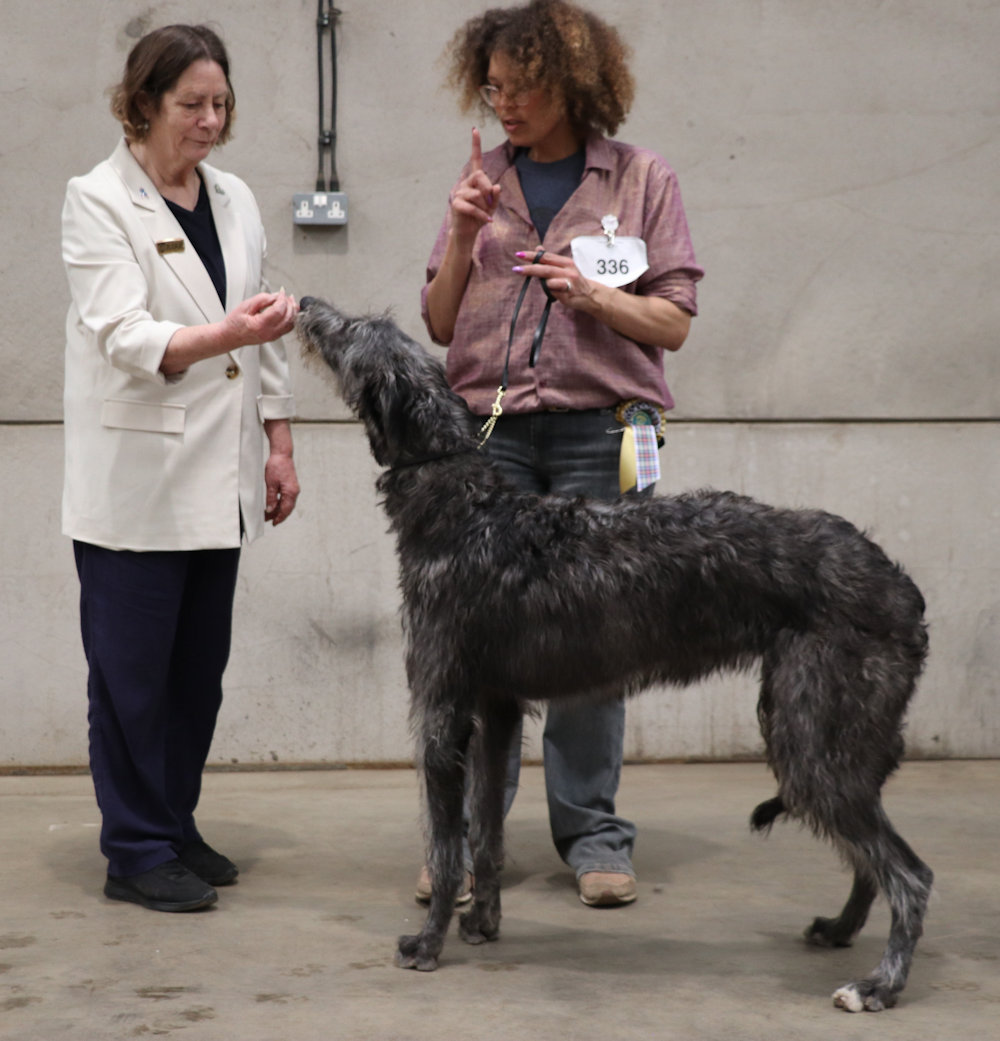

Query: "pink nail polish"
<box><xmin>512</xmin><ymin>266</ymin><xmax>524</xmax><ymax>273</ymax></box>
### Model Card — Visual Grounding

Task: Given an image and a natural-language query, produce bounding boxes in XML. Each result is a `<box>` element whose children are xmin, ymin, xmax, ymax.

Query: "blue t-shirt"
<box><xmin>514</xmin><ymin>148</ymin><xmax>586</xmax><ymax>240</ymax></box>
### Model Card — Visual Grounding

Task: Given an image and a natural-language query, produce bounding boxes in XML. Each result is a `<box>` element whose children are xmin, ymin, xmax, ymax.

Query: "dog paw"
<box><xmin>395</xmin><ymin>934</ymin><xmax>440</xmax><ymax>972</ymax></box>
<box><xmin>458</xmin><ymin>909</ymin><xmax>500</xmax><ymax>946</ymax></box>
<box><xmin>832</xmin><ymin>980</ymin><xmax>897</xmax><ymax>1012</ymax></box>
<box><xmin>805</xmin><ymin>916</ymin><xmax>854</xmax><ymax>948</ymax></box>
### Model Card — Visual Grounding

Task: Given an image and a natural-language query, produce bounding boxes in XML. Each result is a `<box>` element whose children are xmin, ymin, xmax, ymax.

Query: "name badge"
<box><xmin>156</xmin><ymin>238</ymin><xmax>185</xmax><ymax>255</ymax></box>
<box><xmin>571</xmin><ymin>214</ymin><xmax>648</xmax><ymax>288</ymax></box>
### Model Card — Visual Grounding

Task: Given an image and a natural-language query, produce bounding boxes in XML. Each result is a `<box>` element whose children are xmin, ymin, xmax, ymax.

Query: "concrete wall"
<box><xmin>1</xmin><ymin>0</ymin><xmax>997</xmax><ymax>767</ymax></box>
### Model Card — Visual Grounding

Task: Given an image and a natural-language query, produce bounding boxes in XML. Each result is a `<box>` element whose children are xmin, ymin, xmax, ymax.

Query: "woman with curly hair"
<box><xmin>419</xmin><ymin>0</ymin><xmax>703</xmax><ymax>909</ymax></box>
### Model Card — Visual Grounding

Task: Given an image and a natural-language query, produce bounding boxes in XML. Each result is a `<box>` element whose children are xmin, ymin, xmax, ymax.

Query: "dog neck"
<box><xmin>386</xmin><ymin>447</ymin><xmax>478</xmax><ymax>472</ymax></box>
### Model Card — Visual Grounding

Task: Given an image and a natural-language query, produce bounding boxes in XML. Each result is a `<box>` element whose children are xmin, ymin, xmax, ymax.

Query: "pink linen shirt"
<box><xmin>420</xmin><ymin>135</ymin><xmax>703</xmax><ymax>415</ymax></box>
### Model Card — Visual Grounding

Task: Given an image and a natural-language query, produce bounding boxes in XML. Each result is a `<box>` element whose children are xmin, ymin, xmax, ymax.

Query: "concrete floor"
<box><xmin>1</xmin><ymin>760</ymin><xmax>998</xmax><ymax>1040</ymax></box>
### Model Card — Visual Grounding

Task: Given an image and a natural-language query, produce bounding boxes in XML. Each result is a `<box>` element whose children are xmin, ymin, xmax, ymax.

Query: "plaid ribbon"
<box><xmin>619</xmin><ymin>423</ymin><xmax>661</xmax><ymax>493</ymax></box>
<box><xmin>633</xmin><ymin>423</ymin><xmax>661</xmax><ymax>490</ymax></box>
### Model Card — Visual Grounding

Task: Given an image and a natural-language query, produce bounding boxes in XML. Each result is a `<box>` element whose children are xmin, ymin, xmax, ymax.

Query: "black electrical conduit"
<box><xmin>315</xmin><ymin>1</ymin><xmax>342</xmax><ymax>192</ymax></box>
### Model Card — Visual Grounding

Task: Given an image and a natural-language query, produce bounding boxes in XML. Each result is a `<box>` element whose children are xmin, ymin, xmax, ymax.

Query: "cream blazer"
<box><xmin>62</xmin><ymin>139</ymin><xmax>295</xmax><ymax>551</ymax></box>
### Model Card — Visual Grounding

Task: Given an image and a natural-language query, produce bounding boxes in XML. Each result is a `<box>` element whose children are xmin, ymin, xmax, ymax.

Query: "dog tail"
<box><xmin>750</xmin><ymin>795</ymin><xmax>787</xmax><ymax>833</ymax></box>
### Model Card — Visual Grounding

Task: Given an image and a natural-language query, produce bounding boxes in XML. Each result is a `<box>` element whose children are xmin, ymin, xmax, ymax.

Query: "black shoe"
<box><xmin>177</xmin><ymin>839</ymin><xmax>239</xmax><ymax>886</ymax></box>
<box><xmin>104</xmin><ymin>859</ymin><xmax>218</xmax><ymax>912</ymax></box>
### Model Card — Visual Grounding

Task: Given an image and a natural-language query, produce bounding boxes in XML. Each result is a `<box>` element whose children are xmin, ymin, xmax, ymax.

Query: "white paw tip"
<box><xmin>832</xmin><ymin>985</ymin><xmax>864</xmax><ymax>1013</ymax></box>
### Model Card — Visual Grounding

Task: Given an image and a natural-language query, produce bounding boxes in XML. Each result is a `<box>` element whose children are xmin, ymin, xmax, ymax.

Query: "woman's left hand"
<box><xmin>264</xmin><ymin>453</ymin><xmax>299</xmax><ymax>525</ymax></box>
<box><xmin>514</xmin><ymin>250</ymin><xmax>594</xmax><ymax>311</ymax></box>
<box><xmin>513</xmin><ymin>249</ymin><xmax>691</xmax><ymax>350</ymax></box>
<box><xmin>263</xmin><ymin>419</ymin><xmax>300</xmax><ymax>525</ymax></box>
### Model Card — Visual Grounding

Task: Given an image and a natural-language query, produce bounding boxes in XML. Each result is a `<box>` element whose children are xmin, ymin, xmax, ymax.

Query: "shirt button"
<box><xmin>225</xmin><ymin>364</ymin><xmax>240</xmax><ymax>380</ymax></box>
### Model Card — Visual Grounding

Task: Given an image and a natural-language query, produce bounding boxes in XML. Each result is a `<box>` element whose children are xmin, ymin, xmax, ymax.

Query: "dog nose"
<box><xmin>299</xmin><ymin>296</ymin><xmax>317</xmax><ymax>311</ymax></box>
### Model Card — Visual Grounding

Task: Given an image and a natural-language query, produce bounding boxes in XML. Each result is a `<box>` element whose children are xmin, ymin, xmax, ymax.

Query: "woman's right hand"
<box><xmin>223</xmin><ymin>290</ymin><xmax>298</xmax><ymax>347</ymax></box>
<box><xmin>159</xmin><ymin>290</ymin><xmax>298</xmax><ymax>376</ymax></box>
<box><xmin>448</xmin><ymin>127</ymin><xmax>502</xmax><ymax>247</ymax></box>
<box><xmin>423</xmin><ymin>129</ymin><xmax>502</xmax><ymax>344</ymax></box>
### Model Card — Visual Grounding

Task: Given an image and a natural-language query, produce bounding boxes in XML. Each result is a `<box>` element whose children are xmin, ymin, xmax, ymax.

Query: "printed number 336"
<box><xmin>596</xmin><ymin>258</ymin><xmax>629</xmax><ymax>276</ymax></box>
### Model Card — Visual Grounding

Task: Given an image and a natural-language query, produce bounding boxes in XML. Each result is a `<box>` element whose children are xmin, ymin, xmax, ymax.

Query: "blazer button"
<box><xmin>225</xmin><ymin>363</ymin><xmax>240</xmax><ymax>380</ymax></box>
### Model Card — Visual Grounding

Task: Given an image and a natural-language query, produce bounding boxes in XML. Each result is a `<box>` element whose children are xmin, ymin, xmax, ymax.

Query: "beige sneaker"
<box><xmin>414</xmin><ymin>865</ymin><xmax>473</xmax><ymax>906</ymax></box>
<box><xmin>578</xmin><ymin>871</ymin><xmax>637</xmax><ymax>907</ymax></box>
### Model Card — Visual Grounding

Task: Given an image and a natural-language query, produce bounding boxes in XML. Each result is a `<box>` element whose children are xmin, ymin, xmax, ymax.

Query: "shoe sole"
<box><xmin>190</xmin><ymin>868</ymin><xmax>239</xmax><ymax>887</ymax></box>
<box><xmin>579</xmin><ymin>889</ymin><xmax>638</xmax><ymax>907</ymax></box>
<box><xmin>104</xmin><ymin>880</ymin><xmax>218</xmax><ymax>913</ymax></box>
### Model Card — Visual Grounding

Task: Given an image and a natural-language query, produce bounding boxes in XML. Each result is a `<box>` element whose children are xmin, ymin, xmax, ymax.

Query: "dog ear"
<box><xmin>356</xmin><ymin>374</ymin><xmax>409</xmax><ymax>466</ymax></box>
<box><xmin>356</xmin><ymin>383</ymin><xmax>390</xmax><ymax>465</ymax></box>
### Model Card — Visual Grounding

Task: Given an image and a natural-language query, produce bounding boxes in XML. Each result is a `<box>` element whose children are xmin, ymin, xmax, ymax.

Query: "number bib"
<box><xmin>570</xmin><ymin>234</ymin><xmax>648</xmax><ymax>288</ymax></box>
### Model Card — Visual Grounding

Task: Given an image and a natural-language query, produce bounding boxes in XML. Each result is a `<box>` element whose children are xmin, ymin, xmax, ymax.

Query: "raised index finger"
<box><xmin>470</xmin><ymin>126</ymin><xmax>484</xmax><ymax>172</ymax></box>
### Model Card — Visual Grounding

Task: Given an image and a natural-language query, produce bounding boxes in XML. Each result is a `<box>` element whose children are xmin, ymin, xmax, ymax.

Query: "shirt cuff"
<box><xmin>257</xmin><ymin>394</ymin><xmax>296</xmax><ymax>421</ymax></box>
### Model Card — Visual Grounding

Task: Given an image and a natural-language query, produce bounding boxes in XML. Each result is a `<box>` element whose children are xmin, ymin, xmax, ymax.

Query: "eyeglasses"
<box><xmin>479</xmin><ymin>83</ymin><xmax>533</xmax><ymax>108</ymax></box>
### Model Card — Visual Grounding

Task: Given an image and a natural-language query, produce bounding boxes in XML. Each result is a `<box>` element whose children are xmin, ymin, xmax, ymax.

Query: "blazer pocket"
<box><xmin>101</xmin><ymin>398</ymin><xmax>186</xmax><ymax>434</ymax></box>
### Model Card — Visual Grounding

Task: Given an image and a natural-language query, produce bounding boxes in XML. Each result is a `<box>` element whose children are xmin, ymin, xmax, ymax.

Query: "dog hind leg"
<box><xmin>806</xmin><ymin>865</ymin><xmax>878</xmax><ymax>947</ymax></box>
<box><xmin>749</xmin><ymin>790</ymin><xmax>878</xmax><ymax>947</ymax></box>
<box><xmin>829</xmin><ymin>819</ymin><xmax>933</xmax><ymax>1011</ymax></box>
<box><xmin>396</xmin><ymin>696</ymin><xmax>475</xmax><ymax>971</ymax></box>
<box><xmin>459</xmin><ymin>698</ymin><xmax>522</xmax><ymax>946</ymax></box>
<box><xmin>759</xmin><ymin>631</ymin><xmax>932</xmax><ymax>1011</ymax></box>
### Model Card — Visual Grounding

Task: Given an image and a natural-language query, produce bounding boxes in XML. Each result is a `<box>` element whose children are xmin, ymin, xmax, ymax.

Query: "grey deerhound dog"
<box><xmin>297</xmin><ymin>295</ymin><xmax>932</xmax><ymax>1012</ymax></box>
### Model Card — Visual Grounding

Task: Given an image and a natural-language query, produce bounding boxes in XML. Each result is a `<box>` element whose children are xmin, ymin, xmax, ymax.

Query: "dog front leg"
<box><xmin>460</xmin><ymin>698</ymin><xmax>521</xmax><ymax>946</ymax></box>
<box><xmin>396</xmin><ymin>700</ymin><xmax>472</xmax><ymax>972</ymax></box>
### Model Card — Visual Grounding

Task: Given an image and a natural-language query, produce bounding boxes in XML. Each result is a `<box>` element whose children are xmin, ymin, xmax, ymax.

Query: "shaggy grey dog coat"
<box><xmin>297</xmin><ymin>296</ymin><xmax>932</xmax><ymax>1012</ymax></box>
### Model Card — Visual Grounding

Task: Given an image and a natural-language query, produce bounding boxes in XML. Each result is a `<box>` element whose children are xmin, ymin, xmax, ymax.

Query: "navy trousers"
<box><xmin>73</xmin><ymin>541</ymin><xmax>240</xmax><ymax>878</ymax></box>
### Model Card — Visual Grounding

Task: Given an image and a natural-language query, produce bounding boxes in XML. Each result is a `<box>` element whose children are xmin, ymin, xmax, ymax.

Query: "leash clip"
<box><xmin>477</xmin><ymin>386</ymin><xmax>506</xmax><ymax>448</ymax></box>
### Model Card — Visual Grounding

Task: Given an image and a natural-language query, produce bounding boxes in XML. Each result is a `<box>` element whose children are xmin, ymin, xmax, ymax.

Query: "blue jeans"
<box><xmin>474</xmin><ymin>409</ymin><xmax>648</xmax><ymax>878</ymax></box>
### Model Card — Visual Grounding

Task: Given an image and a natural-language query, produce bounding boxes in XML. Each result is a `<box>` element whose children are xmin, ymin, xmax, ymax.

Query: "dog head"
<box><xmin>297</xmin><ymin>296</ymin><xmax>476</xmax><ymax>467</ymax></box>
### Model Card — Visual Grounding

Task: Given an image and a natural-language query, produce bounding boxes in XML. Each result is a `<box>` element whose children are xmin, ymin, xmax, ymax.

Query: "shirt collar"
<box><xmin>498</xmin><ymin>133</ymin><xmax>612</xmax><ymax>173</ymax></box>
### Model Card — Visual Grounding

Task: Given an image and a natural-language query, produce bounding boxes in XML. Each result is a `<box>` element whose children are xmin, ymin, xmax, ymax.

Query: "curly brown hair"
<box><xmin>443</xmin><ymin>0</ymin><xmax>634</xmax><ymax>138</ymax></box>
<box><xmin>110</xmin><ymin>24</ymin><xmax>236</xmax><ymax>144</ymax></box>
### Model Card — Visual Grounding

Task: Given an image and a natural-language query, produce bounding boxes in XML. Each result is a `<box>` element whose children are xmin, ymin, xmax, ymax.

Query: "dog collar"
<box><xmin>388</xmin><ymin>447</ymin><xmax>478</xmax><ymax>472</ymax></box>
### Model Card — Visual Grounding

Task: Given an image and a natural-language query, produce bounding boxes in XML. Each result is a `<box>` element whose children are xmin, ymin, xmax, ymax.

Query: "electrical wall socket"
<box><xmin>293</xmin><ymin>191</ymin><xmax>348</xmax><ymax>226</ymax></box>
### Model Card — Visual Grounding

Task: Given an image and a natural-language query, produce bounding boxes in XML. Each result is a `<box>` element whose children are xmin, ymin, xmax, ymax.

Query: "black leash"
<box><xmin>478</xmin><ymin>248</ymin><xmax>554</xmax><ymax>446</ymax></box>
